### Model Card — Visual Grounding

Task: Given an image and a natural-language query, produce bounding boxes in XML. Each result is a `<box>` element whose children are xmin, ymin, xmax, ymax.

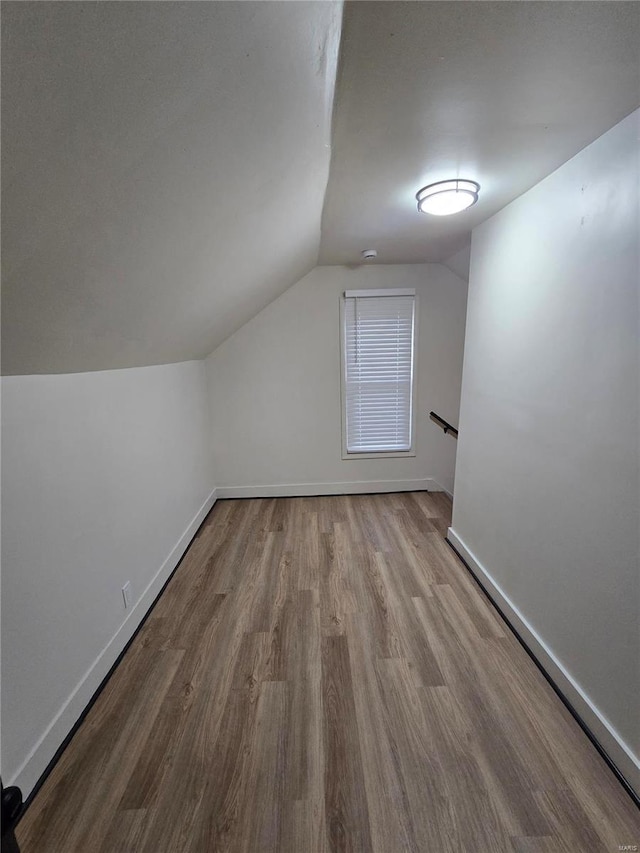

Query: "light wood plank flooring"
<box><xmin>17</xmin><ymin>493</ymin><xmax>640</xmax><ymax>851</ymax></box>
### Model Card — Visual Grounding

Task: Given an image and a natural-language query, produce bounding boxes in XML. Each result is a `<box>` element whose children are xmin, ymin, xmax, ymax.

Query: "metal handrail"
<box><xmin>429</xmin><ymin>411</ymin><xmax>458</xmax><ymax>438</ymax></box>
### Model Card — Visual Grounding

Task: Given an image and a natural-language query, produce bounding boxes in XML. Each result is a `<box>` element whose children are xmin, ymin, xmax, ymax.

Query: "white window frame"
<box><xmin>340</xmin><ymin>288</ymin><xmax>418</xmax><ymax>460</ymax></box>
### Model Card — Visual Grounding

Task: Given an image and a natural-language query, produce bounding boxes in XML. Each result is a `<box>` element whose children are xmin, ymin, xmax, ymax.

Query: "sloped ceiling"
<box><xmin>1</xmin><ymin>2</ymin><xmax>342</xmax><ymax>374</ymax></box>
<box><xmin>320</xmin><ymin>1</ymin><xmax>640</xmax><ymax>265</ymax></box>
<box><xmin>3</xmin><ymin>2</ymin><xmax>639</xmax><ymax>375</ymax></box>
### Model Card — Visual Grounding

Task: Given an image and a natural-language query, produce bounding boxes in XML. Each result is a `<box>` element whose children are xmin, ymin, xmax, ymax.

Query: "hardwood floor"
<box><xmin>17</xmin><ymin>493</ymin><xmax>639</xmax><ymax>852</ymax></box>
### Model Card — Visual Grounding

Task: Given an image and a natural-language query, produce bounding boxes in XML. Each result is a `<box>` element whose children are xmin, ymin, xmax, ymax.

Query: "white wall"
<box><xmin>1</xmin><ymin>360</ymin><xmax>216</xmax><ymax>795</ymax></box>
<box><xmin>205</xmin><ymin>264</ymin><xmax>468</xmax><ymax>496</ymax></box>
<box><xmin>451</xmin><ymin>110</ymin><xmax>639</xmax><ymax>790</ymax></box>
<box><xmin>443</xmin><ymin>243</ymin><xmax>471</xmax><ymax>282</ymax></box>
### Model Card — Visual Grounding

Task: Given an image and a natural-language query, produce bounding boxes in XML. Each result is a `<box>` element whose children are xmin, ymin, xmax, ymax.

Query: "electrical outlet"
<box><xmin>122</xmin><ymin>581</ymin><xmax>132</xmax><ymax>610</ymax></box>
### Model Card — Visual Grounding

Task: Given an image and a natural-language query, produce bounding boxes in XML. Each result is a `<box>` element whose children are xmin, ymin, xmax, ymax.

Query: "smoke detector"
<box><xmin>361</xmin><ymin>249</ymin><xmax>377</xmax><ymax>261</ymax></box>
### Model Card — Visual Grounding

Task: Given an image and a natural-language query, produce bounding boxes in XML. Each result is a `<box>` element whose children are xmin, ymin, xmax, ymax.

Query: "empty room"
<box><xmin>1</xmin><ymin>2</ymin><xmax>639</xmax><ymax>851</ymax></box>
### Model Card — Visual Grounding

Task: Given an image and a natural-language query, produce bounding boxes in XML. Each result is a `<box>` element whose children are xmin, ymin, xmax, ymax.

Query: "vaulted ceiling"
<box><xmin>2</xmin><ymin>2</ymin><xmax>341</xmax><ymax>374</ymax></box>
<box><xmin>320</xmin><ymin>1</ymin><xmax>640</xmax><ymax>265</ymax></box>
<box><xmin>2</xmin><ymin>2</ymin><xmax>639</xmax><ymax>375</ymax></box>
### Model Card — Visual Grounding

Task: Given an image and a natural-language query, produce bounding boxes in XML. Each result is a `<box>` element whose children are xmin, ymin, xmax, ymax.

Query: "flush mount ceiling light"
<box><xmin>416</xmin><ymin>179</ymin><xmax>480</xmax><ymax>216</ymax></box>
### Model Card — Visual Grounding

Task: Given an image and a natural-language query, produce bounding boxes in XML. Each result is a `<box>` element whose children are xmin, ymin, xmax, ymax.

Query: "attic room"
<box><xmin>1</xmin><ymin>2</ymin><xmax>638</xmax><ymax>851</ymax></box>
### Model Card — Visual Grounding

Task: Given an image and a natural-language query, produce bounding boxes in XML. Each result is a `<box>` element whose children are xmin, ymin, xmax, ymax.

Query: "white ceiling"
<box><xmin>1</xmin><ymin>2</ymin><xmax>341</xmax><ymax>374</ymax></box>
<box><xmin>2</xmin><ymin>2</ymin><xmax>639</xmax><ymax>374</ymax></box>
<box><xmin>320</xmin><ymin>1</ymin><xmax>640</xmax><ymax>265</ymax></box>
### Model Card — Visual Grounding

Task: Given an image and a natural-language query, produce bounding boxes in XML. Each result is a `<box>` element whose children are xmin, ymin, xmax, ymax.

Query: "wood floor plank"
<box><xmin>16</xmin><ymin>493</ymin><xmax>640</xmax><ymax>853</ymax></box>
<box><xmin>352</xmin><ymin>548</ymin><xmax>405</xmax><ymax>660</ymax></box>
<box><xmin>118</xmin><ymin>692</ymin><xmax>193</xmax><ymax>812</ymax></box>
<box><xmin>187</xmin><ymin>681</ymin><xmax>258</xmax><ymax>852</ymax></box>
<box><xmin>347</xmin><ymin>612</ymin><xmax>423</xmax><ymax>853</ymax></box>
<box><xmin>136</xmin><ymin>503</ymin><xmax>280</xmax><ymax>852</ymax></box>
<box><xmin>509</xmin><ymin>836</ymin><xmax>564</xmax><ymax>853</ymax></box>
<box><xmin>414</xmin><ymin>589</ymin><xmax>553</xmax><ymax>835</ymax></box>
<box><xmin>237</xmin><ymin>680</ymin><xmax>288</xmax><ymax>853</ymax></box>
<box><xmin>374</xmin><ymin>656</ymin><xmax>456</xmax><ymax>852</ymax></box>
<box><xmin>296</xmin><ymin>506</ymin><xmax>321</xmax><ymax>591</ymax></box>
<box><xmin>421</xmin><ymin>684</ymin><xmax>510</xmax><ymax>852</ymax></box>
<box><xmin>393</xmin><ymin>592</ymin><xmax>445</xmax><ymax>688</ymax></box>
<box><xmin>534</xmin><ymin>787</ymin><xmax>609</xmax><ymax>852</ymax></box>
<box><xmin>98</xmin><ymin>809</ymin><xmax>147</xmax><ymax>853</ymax></box>
<box><xmin>321</xmin><ymin>634</ymin><xmax>373</xmax><ymax>853</ymax></box>
<box><xmin>281</xmin><ymin>588</ymin><xmax>327</xmax><ymax>853</ymax></box>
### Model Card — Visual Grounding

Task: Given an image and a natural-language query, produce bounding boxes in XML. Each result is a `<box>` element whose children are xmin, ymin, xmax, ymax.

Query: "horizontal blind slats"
<box><xmin>344</xmin><ymin>293</ymin><xmax>415</xmax><ymax>453</ymax></box>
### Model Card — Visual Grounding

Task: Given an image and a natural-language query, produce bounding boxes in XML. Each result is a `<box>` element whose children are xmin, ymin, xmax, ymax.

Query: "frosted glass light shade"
<box><xmin>416</xmin><ymin>179</ymin><xmax>480</xmax><ymax>216</ymax></box>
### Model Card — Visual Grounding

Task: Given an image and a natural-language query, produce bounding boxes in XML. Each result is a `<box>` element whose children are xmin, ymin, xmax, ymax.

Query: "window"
<box><xmin>341</xmin><ymin>288</ymin><xmax>416</xmax><ymax>456</ymax></box>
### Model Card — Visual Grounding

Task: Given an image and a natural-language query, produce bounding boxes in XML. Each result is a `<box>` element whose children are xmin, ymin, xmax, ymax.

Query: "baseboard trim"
<box><xmin>216</xmin><ymin>478</ymin><xmax>445</xmax><ymax>499</ymax></box>
<box><xmin>447</xmin><ymin>527</ymin><xmax>640</xmax><ymax>803</ymax></box>
<box><xmin>11</xmin><ymin>487</ymin><xmax>218</xmax><ymax>802</ymax></box>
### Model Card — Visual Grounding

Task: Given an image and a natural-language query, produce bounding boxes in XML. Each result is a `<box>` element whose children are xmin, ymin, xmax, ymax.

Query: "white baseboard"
<box><xmin>10</xmin><ymin>487</ymin><xmax>218</xmax><ymax>798</ymax></box>
<box><xmin>447</xmin><ymin>527</ymin><xmax>640</xmax><ymax>797</ymax></box>
<box><xmin>216</xmin><ymin>478</ymin><xmax>445</xmax><ymax>499</ymax></box>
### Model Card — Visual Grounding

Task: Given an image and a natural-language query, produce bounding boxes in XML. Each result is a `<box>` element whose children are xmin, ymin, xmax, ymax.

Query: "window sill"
<box><xmin>342</xmin><ymin>450</ymin><xmax>417</xmax><ymax>461</ymax></box>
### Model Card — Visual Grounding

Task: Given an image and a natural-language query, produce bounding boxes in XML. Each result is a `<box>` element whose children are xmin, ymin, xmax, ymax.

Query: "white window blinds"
<box><xmin>343</xmin><ymin>291</ymin><xmax>416</xmax><ymax>453</ymax></box>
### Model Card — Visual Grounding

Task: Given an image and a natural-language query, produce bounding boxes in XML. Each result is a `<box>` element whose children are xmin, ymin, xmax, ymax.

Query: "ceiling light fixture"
<box><xmin>416</xmin><ymin>179</ymin><xmax>480</xmax><ymax>216</ymax></box>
